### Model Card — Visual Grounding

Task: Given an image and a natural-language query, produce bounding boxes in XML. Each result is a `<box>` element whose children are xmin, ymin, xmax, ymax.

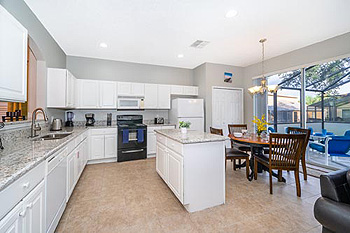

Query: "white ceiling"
<box><xmin>24</xmin><ymin>0</ymin><xmax>350</xmax><ymax>69</ymax></box>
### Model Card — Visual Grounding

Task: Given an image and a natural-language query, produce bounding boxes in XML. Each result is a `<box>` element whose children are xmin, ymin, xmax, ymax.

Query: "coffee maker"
<box><xmin>85</xmin><ymin>113</ymin><xmax>95</xmax><ymax>126</ymax></box>
<box><xmin>65</xmin><ymin>111</ymin><xmax>74</xmax><ymax>127</ymax></box>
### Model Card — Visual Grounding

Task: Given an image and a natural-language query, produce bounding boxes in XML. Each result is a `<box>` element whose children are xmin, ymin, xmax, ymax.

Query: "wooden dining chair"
<box><xmin>287</xmin><ymin>127</ymin><xmax>311</xmax><ymax>181</ymax></box>
<box><xmin>254</xmin><ymin>133</ymin><xmax>306</xmax><ymax>197</ymax></box>
<box><xmin>210</xmin><ymin>127</ymin><xmax>250</xmax><ymax>178</ymax></box>
<box><xmin>228</xmin><ymin>124</ymin><xmax>251</xmax><ymax>168</ymax></box>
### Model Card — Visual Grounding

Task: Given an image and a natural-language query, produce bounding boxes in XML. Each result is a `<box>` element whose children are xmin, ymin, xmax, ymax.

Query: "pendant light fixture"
<box><xmin>248</xmin><ymin>38</ymin><xmax>278</xmax><ymax>94</ymax></box>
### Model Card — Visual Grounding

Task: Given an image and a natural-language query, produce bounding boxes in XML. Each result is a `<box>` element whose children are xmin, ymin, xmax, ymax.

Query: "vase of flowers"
<box><xmin>252</xmin><ymin>114</ymin><xmax>268</xmax><ymax>137</ymax></box>
<box><xmin>179</xmin><ymin>121</ymin><xmax>191</xmax><ymax>134</ymax></box>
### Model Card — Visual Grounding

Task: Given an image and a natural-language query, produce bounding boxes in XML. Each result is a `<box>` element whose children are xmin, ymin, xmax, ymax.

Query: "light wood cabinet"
<box><xmin>0</xmin><ymin>5</ymin><xmax>28</xmax><ymax>102</ymax></box>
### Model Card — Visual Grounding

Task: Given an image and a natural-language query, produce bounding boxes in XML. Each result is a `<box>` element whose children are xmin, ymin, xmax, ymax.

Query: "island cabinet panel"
<box><xmin>0</xmin><ymin>201</ymin><xmax>23</xmax><ymax>233</ymax></box>
<box><xmin>167</xmin><ymin>150</ymin><xmax>183</xmax><ymax>203</ymax></box>
<box><xmin>156</xmin><ymin>143</ymin><xmax>167</xmax><ymax>181</ymax></box>
<box><xmin>155</xmin><ymin>131</ymin><xmax>225</xmax><ymax>213</ymax></box>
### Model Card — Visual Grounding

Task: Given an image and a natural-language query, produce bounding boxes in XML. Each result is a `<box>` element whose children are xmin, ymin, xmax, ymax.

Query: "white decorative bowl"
<box><xmin>233</xmin><ymin>132</ymin><xmax>243</xmax><ymax>138</ymax></box>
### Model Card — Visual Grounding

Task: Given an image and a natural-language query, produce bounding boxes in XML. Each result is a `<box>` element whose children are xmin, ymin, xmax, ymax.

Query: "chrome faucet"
<box><xmin>30</xmin><ymin>108</ymin><xmax>48</xmax><ymax>138</ymax></box>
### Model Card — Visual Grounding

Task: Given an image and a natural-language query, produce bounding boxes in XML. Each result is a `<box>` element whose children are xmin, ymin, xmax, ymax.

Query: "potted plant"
<box><xmin>252</xmin><ymin>114</ymin><xmax>267</xmax><ymax>137</ymax></box>
<box><xmin>179</xmin><ymin>121</ymin><xmax>191</xmax><ymax>134</ymax></box>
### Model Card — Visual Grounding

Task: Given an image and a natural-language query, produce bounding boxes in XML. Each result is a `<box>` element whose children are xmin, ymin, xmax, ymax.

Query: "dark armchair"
<box><xmin>314</xmin><ymin>169</ymin><xmax>350</xmax><ymax>233</ymax></box>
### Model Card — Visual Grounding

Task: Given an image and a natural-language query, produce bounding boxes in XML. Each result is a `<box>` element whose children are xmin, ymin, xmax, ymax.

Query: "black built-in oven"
<box><xmin>117</xmin><ymin>115</ymin><xmax>147</xmax><ymax>162</ymax></box>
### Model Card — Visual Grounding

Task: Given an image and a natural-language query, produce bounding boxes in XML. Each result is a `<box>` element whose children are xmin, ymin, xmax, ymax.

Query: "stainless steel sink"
<box><xmin>33</xmin><ymin>132</ymin><xmax>72</xmax><ymax>141</ymax></box>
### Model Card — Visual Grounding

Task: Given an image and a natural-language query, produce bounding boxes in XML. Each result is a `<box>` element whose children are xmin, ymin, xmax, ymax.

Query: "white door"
<box><xmin>104</xmin><ymin>134</ymin><xmax>117</xmax><ymax>158</ymax></box>
<box><xmin>131</xmin><ymin>83</ymin><xmax>145</xmax><ymax>96</ymax></box>
<box><xmin>147</xmin><ymin>133</ymin><xmax>156</xmax><ymax>155</ymax></box>
<box><xmin>79</xmin><ymin>80</ymin><xmax>99</xmax><ymax>108</ymax></box>
<box><xmin>177</xmin><ymin>99</ymin><xmax>204</xmax><ymax>117</ymax></box>
<box><xmin>90</xmin><ymin>135</ymin><xmax>105</xmax><ymax>160</ymax></box>
<box><xmin>144</xmin><ymin>84</ymin><xmax>158</xmax><ymax>109</ymax></box>
<box><xmin>158</xmin><ymin>85</ymin><xmax>171</xmax><ymax>109</ymax></box>
<box><xmin>67</xmin><ymin>150</ymin><xmax>75</xmax><ymax>198</ymax></box>
<box><xmin>178</xmin><ymin>117</ymin><xmax>204</xmax><ymax>131</ymax></box>
<box><xmin>212</xmin><ymin>88</ymin><xmax>243</xmax><ymax>136</ymax></box>
<box><xmin>156</xmin><ymin>143</ymin><xmax>167</xmax><ymax>180</ymax></box>
<box><xmin>0</xmin><ymin>5</ymin><xmax>28</xmax><ymax>102</ymax></box>
<box><xmin>167</xmin><ymin>150</ymin><xmax>183</xmax><ymax>203</ymax></box>
<box><xmin>99</xmin><ymin>81</ymin><xmax>117</xmax><ymax>108</ymax></box>
<box><xmin>22</xmin><ymin>180</ymin><xmax>45</xmax><ymax>233</ymax></box>
<box><xmin>0</xmin><ymin>201</ymin><xmax>23</xmax><ymax>233</ymax></box>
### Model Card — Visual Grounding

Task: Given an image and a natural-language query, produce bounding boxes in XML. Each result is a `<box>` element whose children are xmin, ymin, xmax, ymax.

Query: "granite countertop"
<box><xmin>154</xmin><ymin>129</ymin><xmax>225</xmax><ymax>144</ymax></box>
<box><xmin>0</xmin><ymin>127</ymin><xmax>91</xmax><ymax>192</ymax></box>
<box><xmin>145</xmin><ymin>123</ymin><xmax>176</xmax><ymax>127</ymax></box>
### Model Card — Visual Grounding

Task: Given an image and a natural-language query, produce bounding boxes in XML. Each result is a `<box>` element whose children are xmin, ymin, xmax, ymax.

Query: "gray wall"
<box><xmin>66</xmin><ymin>56</ymin><xmax>193</xmax><ymax>85</ymax></box>
<box><xmin>0</xmin><ymin>0</ymin><xmax>66</xmax><ymax>68</ymax></box>
<box><xmin>194</xmin><ymin>63</ymin><xmax>245</xmax><ymax>131</ymax></box>
<box><xmin>243</xmin><ymin>32</ymin><xmax>350</xmax><ymax>128</ymax></box>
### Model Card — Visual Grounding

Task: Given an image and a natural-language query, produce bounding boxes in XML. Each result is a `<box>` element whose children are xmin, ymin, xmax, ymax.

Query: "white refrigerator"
<box><xmin>169</xmin><ymin>98</ymin><xmax>204</xmax><ymax>131</ymax></box>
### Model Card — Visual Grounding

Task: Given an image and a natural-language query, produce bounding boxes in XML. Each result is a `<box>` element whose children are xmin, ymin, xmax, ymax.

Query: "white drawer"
<box><xmin>166</xmin><ymin>138</ymin><xmax>183</xmax><ymax>155</ymax></box>
<box><xmin>0</xmin><ymin>161</ymin><xmax>45</xmax><ymax>220</ymax></box>
<box><xmin>156</xmin><ymin>134</ymin><xmax>167</xmax><ymax>146</ymax></box>
<box><xmin>90</xmin><ymin>128</ymin><xmax>117</xmax><ymax>135</ymax></box>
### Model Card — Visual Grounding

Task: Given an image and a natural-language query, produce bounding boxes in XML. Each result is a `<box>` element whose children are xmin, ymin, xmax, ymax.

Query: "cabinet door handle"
<box><xmin>19</xmin><ymin>209</ymin><xmax>26</xmax><ymax>217</ymax></box>
<box><xmin>23</xmin><ymin>182</ymin><xmax>30</xmax><ymax>189</ymax></box>
<box><xmin>26</xmin><ymin>203</ymin><xmax>33</xmax><ymax>209</ymax></box>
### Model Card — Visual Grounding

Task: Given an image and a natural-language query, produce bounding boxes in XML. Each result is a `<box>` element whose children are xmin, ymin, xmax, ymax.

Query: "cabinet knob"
<box><xmin>19</xmin><ymin>209</ymin><xmax>26</xmax><ymax>217</ymax></box>
<box><xmin>26</xmin><ymin>203</ymin><xmax>33</xmax><ymax>209</ymax></box>
<box><xmin>23</xmin><ymin>182</ymin><xmax>30</xmax><ymax>188</ymax></box>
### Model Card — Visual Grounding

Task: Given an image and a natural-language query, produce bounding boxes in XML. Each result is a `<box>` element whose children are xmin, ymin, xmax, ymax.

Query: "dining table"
<box><xmin>229</xmin><ymin>134</ymin><xmax>286</xmax><ymax>182</ymax></box>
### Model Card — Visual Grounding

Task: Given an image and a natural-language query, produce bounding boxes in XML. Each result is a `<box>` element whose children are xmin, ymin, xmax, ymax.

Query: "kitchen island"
<box><xmin>155</xmin><ymin>129</ymin><xmax>226</xmax><ymax>212</ymax></box>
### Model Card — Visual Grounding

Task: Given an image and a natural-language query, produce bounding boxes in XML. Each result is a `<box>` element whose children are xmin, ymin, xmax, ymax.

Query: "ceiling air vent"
<box><xmin>190</xmin><ymin>40</ymin><xmax>210</xmax><ymax>49</ymax></box>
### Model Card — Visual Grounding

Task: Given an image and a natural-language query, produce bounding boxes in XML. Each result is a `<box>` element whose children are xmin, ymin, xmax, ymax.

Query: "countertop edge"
<box><xmin>154</xmin><ymin>130</ymin><xmax>225</xmax><ymax>144</ymax></box>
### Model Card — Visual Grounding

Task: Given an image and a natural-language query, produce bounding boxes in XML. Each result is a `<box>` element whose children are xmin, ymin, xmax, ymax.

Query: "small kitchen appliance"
<box><xmin>51</xmin><ymin>118</ymin><xmax>63</xmax><ymax>131</ymax></box>
<box><xmin>65</xmin><ymin>111</ymin><xmax>74</xmax><ymax>127</ymax></box>
<box><xmin>154</xmin><ymin>117</ymin><xmax>165</xmax><ymax>124</ymax></box>
<box><xmin>107</xmin><ymin>113</ymin><xmax>112</xmax><ymax>126</ymax></box>
<box><xmin>85</xmin><ymin>113</ymin><xmax>95</xmax><ymax>126</ymax></box>
<box><xmin>117</xmin><ymin>115</ymin><xmax>147</xmax><ymax>162</ymax></box>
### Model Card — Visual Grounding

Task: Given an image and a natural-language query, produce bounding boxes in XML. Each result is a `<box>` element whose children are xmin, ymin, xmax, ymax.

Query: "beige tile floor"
<box><xmin>56</xmin><ymin>158</ymin><xmax>321</xmax><ymax>233</ymax></box>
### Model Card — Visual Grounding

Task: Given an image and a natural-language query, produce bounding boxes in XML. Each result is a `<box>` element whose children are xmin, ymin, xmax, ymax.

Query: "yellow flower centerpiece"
<box><xmin>252</xmin><ymin>114</ymin><xmax>268</xmax><ymax>137</ymax></box>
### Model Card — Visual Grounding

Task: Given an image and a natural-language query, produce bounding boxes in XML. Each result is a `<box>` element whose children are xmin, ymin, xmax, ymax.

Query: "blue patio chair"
<box><xmin>344</xmin><ymin>130</ymin><xmax>350</xmax><ymax>137</ymax></box>
<box><xmin>309</xmin><ymin>136</ymin><xmax>350</xmax><ymax>162</ymax></box>
<box><xmin>308</xmin><ymin>127</ymin><xmax>314</xmax><ymax>135</ymax></box>
<box><xmin>268</xmin><ymin>127</ymin><xmax>275</xmax><ymax>133</ymax></box>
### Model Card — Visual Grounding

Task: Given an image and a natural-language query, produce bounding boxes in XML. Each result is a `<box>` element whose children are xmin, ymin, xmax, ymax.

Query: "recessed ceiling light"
<box><xmin>99</xmin><ymin>42</ymin><xmax>108</xmax><ymax>48</ymax></box>
<box><xmin>225</xmin><ymin>10</ymin><xmax>238</xmax><ymax>18</ymax></box>
<box><xmin>177</xmin><ymin>54</ymin><xmax>184</xmax><ymax>58</ymax></box>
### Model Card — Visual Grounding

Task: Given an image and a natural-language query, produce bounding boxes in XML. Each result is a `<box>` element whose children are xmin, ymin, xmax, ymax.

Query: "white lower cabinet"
<box><xmin>167</xmin><ymin>150</ymin><xmax>183</xmax><ymax>203</ymax></box>
<box><xmin>89</xmin><ymin>129</ymin><xmax>117</xmax><ymax>161</ymax></box>
<box><xmin>22</xmin><ymin>181</ymin><xmax>45</xmax><ymax>233</ymax></box>
<box><xmin>156</xmin><ymin>143</ymin><xmax>167</xmax><ymax>181</ymax></box>
<box><xmin>0</xmin><ymin>201</ymin><xmax>23</xmax><ymax>233</ymax></box>
<box><xmin>148</xmin><ymin>126</ymin><xmax>175</xmax><ymax>157</ymax></box>
<box><xmin>0</xmin><ymin>180</ymin><xmax>45</xmax><ymax>233</ymax></box>
<box><xmin>67</xmin><ymin>150</ymin><xmax>76</xmax><ymax>199</ymax></box>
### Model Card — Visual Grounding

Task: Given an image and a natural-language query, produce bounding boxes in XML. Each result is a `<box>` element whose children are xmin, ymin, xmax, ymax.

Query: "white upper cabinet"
<box><xmin>170</xmin><ymin>85</ymin><xmax>184</xmax><ymax>95</ymax></box>
<box><xmin>47</xmin><ymin>68</ymin><xmax>76</xmax><ymax>108</ymax></box>
<box><xmin>184</xmin><ymin>86</ymin><xmax>198</xmax><ymax>96</ymax></box>
<box><xmin>99</xmin><ymin>81</ymin><xmax>117</xmax><ymax>108</ymax></box>
<box><xmin>78</xmin><ymin>79</ymin><xmax>100</xmax><ymax>108</ymax></box>
<box><xmin>117</xmin><ymin>82</ymin><xmax>144</xmax><ymax>97</ymax></box>
<box><xmin>144</xmin><ymin>84</ymin><xmax>158</xmax><ymax>109</ymax></box>
<box><xmin>76</xmin><ymin>79</ymin><xmax>117</xmax><ymax>109</ymax></box>
<box><xmin>158</xmin><ymin>85</ymin><xmax>171</xmax><ymax>109</ymax></box>
<box><xmin>170</xmin><ymin>85</ymin><xmax>198</xmax><ymax>96</ymax></box>
<box><xmin>0</xmin><ymin>5</ymin><xmax>28</xmax><ymax>102</ymax></box>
